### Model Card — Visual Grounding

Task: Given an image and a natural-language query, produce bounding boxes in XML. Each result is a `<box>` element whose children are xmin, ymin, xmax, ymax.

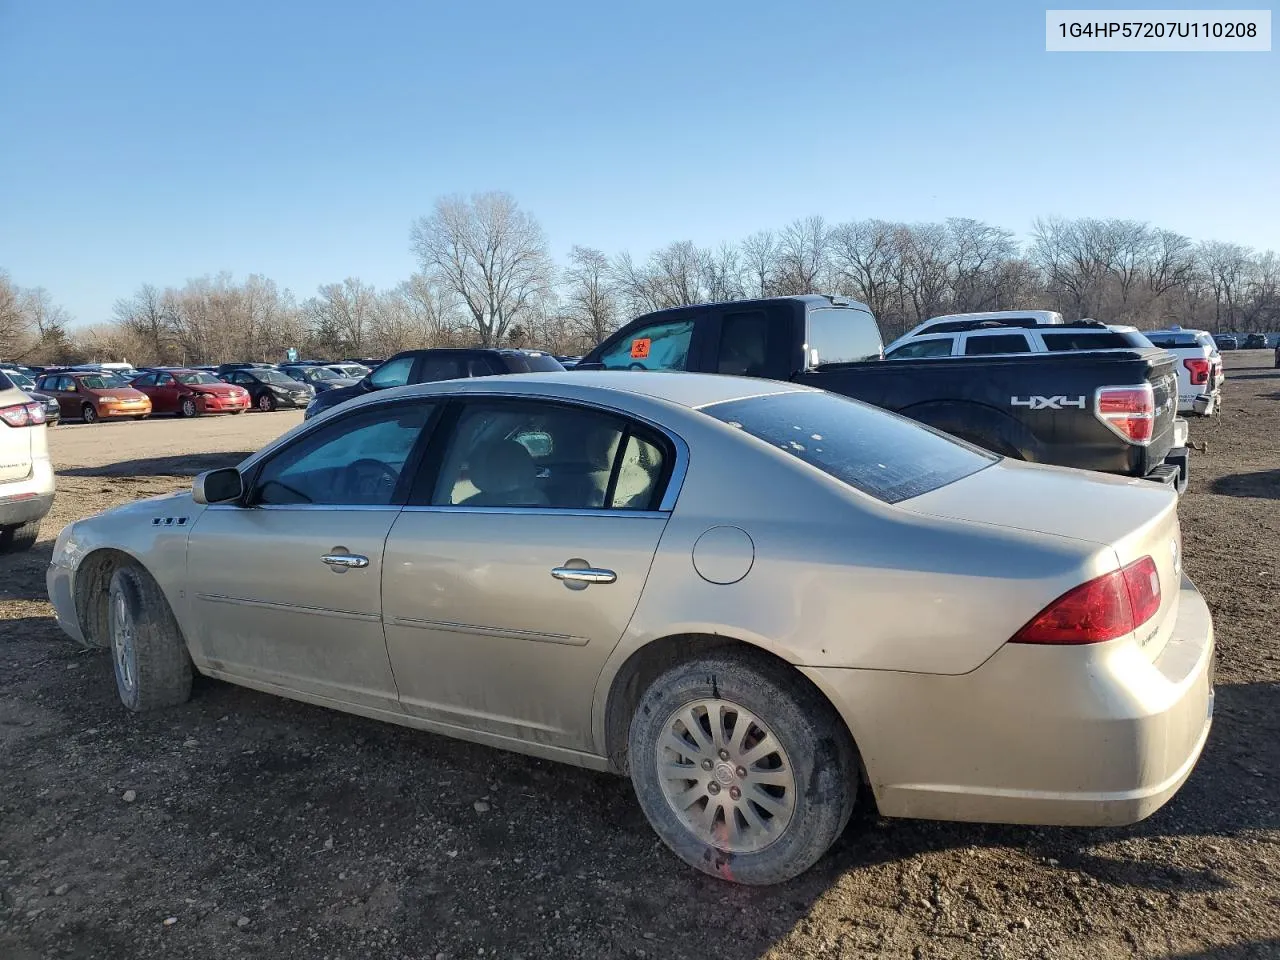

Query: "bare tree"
<box><xmin>946</xmin><ymin>218</ymin><xmax>1019</xmax><ymax>313</ymax></box>
<box><xmin>1198</xmin><ymin>241</ymin><xmax>1252</xmax><ymax>332</ymax></box>
<box><xmin>775</xmin><ymin>216</ymin><xmax>829</xmax><ymax>295</ymax></box>
<box><xmin>740</xmin><ymin>230</ymin><xmax>779</xmax><ymax>298</ymax></box>
<box><xmin>562</xmin><ymin>246</ymin><xmax>618</xmax><ymax>348</ymax></box>
<box><xmin>305</xmin><ymin>278</ymin><xmax>377</xmax><ymax>355</ymax></box>
<box><xmin>829</xmin><ymin>220</ymin><xmax>898</xmax><ymax>322</ymax></box>
<box><xmin>410</xmin><ymin>192</ymin><xmax>553</xmax><ymax>347</ymax></box>
<box><xmin>0</xmin><ymin>271</ymin><xmax>33</xmax><ymax>360</ymax></box>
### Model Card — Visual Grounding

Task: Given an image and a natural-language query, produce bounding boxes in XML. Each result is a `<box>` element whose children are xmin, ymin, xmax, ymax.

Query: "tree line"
<box><xmin>3</xmin><ymin>191</ymin><xmax>1277</xmax><ymax>365</ymax></box>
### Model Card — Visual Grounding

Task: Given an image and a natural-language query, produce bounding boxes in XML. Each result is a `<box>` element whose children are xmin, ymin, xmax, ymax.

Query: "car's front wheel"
<box><xmin>179</xmin><ymin>396</ymin><xmax>198</xmax><ymax>418</ymax></box>
<box><xmin>257</xmin><ymin>392</ymin><xmax>276</xmax><ymax>412</ymax></box>
<box><xmin>107</xmin><ymin>564</ymin><xmax>193</xmax><ymax>712</ymax></box>
<box><xmin>82</xmin><ymin>403</ymin><xmax>98</xmax><ymax>424</ymax></box>
<box><xmin>628</xmin><ymin>650</ymin><xmax>857</xmax><ymax>885</ymax></box>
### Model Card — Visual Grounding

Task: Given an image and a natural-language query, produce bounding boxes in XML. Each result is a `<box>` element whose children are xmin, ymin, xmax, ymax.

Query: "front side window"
<box><xmin>807</xmin><ymin>308</ymin><xmax>882</xmax><ymax>366</ymax></box>
<box><xmin>176</xmin><ymin>372</ymin><xmax>221</xmax><ymax>385</ymax></box>
<box><xmin>702</xmin><ymin>390</ymin><xmax>995</xmax><ymax>504</ymax></box>
<box><xmin>597</xmin><ymin>319</ymin><xmax>694</xmax><ymax>371</ymax></box>
<box><xmin>431</xmin><ymin>401</ymin><xmax>668</xmax><ymax>510</ymax></box>
<box><xmin>370</xmin><ymin>355</ymin><xmax>415</xmax><ymax>388</ymax></box>
<box><xmin>252</xmin><ymin>402</ymin><xmax>435</xmax><ymax>506</ymax></box>
<box><xmin>886</xmin><ymin>337</ymin><xmax>954</xmax><ymax>359</ymax></box>
<box><xmin>963</xmin><ymin>333</ymin><xmax>1031</xmax><ymax>356</ymax></box>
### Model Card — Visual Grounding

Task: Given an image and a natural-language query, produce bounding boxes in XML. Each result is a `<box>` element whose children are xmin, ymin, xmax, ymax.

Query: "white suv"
<box><xmin>1144</xmin><ymin>327</ymin><xmax>1222</xmax><ymax>416</ymax></box>
<box><xmin>0</xmin><ymin>370</ymin><xmax>55</xmax><ymax>552</ymax></box>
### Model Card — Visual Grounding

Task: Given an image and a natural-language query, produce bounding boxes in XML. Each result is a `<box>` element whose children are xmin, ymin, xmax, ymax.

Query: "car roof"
<box><xmin>369</xmin><ymin>370</ymin><xmax>810</xmax><ymax>412</ymax></box>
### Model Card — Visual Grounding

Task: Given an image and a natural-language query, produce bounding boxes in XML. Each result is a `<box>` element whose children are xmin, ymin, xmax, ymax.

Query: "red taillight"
<box><xmin>1095</xmin><ymin>384</ymin><xmax>1154</xmax><ymax>444</ymax></box>
<box><xmin>1012</xmin><ymin>556</ymin><xmax>1161</xmax><ymax>645</ymax></box>
<box><xmin>0</xmin><ymin>402</ymin><xmax>46</xmax><ymax>428</ymax></box>
<box><xmin>1183</xmin><ymin>358</ymin><xmax>1210</xmax><ymax>385</ymax></box>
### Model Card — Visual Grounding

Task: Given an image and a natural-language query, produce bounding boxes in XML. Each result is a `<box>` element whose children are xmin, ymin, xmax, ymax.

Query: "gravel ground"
<box><xmin>2</xmin><ymin>362</ymin><xmax>1278</xmax><ymax>960</ymax></box>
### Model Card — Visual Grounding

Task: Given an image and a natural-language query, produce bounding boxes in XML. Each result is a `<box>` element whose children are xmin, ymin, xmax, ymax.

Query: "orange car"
<box><xmin>34</xmin><ymin>371</ymin><xmax>152</xmax><ymax>424</ymax></box>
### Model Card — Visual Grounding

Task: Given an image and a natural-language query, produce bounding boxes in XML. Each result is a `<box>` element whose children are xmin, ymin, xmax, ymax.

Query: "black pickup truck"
<box><xmin>577</xmin><ymin>295</ymin><xmax>1189</xmax><ymax>491</ymax></box>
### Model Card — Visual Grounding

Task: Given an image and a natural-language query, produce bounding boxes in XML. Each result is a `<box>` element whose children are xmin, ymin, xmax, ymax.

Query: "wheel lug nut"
<box><xmin>718</xmin><ymin>749</ymin><xmax>730</xmax><ymax>760</ymax></box>
<box><xmin>707</xmin><ymin>782</ymin><xmax>721</xmax><ymax>795</ymax></box>
<box><xmin>701</xmin><ymin>759</ymin><xmax>714</xmax><ymax>771</ymax></box>
<box><xmin>735</xmin><ymin>766</ymin><xmax>747</xmax><ymax>778</ymax></box>
<box><xmin>729</xmin><ymin>786</ymin><xmax>741</xmax><ymax>801</ymax></box>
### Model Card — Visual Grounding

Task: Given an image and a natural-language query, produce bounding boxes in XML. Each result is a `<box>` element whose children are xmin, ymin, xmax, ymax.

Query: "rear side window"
<box><xmin>702</xmin><ymin>391</ymin><xmax>996</xmax><ymax>504</ymax></box>
<box><xmin>419</xmin><ymin>357</ymin><xmax>465</xmax><ymax>381</ymax></box>
<box><xmin>1042</xmin><ymin>332</ymin><xmax>1136</xmax><ymax>350</ymax></box>
<box><xmin>807</xmin><ymin>308</ymin><xmax>882</xmax><ymax>365</ymax></box>
<box><xmin>964</xmin><ymin>333</ymin><xmax>1031</xmax><ymax>355</ymax></box>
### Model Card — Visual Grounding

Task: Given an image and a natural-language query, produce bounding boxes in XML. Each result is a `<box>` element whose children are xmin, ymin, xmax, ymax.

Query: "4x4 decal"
<box><xmin>1010</xmin><ymin>395</ymin><xmax>1087</xmax><ymax>410</ymax></box>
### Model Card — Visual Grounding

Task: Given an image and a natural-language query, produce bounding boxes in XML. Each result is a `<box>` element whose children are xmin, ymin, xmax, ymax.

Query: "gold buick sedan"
<box><xmin>47</xmin><ymin>372</ymin><xmax>1214</xmax><ymax>884</ymax></box>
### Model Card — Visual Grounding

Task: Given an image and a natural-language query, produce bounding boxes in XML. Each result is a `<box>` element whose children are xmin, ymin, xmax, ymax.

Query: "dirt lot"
<box><xmin>2</xmin><ymin>362</ymin><xmax>1278</xmax><ymax>960</ymax></box>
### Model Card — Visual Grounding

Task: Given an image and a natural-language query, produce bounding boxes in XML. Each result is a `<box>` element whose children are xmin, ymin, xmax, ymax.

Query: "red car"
<box><xmin>131</xmin><ymin>368</ymin><xmax>251</xmax><ymax>417</ymax></box>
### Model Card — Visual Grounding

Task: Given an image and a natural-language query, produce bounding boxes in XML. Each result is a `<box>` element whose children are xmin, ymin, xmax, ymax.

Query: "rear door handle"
<box><xmin>322</xmin><ymin>553</ymin><xmax>369</xmax><ymax>569</ymax></box>
<box><xmin>551</xmin><ymin>566</ymin><xmax>617</xmax><ymax>584</ymax></box>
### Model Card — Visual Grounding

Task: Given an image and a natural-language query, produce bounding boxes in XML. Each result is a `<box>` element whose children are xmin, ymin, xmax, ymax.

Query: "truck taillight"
<box><xmin>0</xmin><ymin>401</ymin><xmax>46</xmax><ymax>428</ymax></box>
<box><xmin>1095</xmin><ymin>384</ymin><xmax>1154</xmax><ymax>444</ymax></box>
<box><xmin>1011</xmin><ymin>556</ymin><xmax>1161</xmax><ymax>645</ymax></box>
<box><xmin>1183</xmin><ymin>358</ymin><xmax>1210</xmax><ymax>385</ymax></box>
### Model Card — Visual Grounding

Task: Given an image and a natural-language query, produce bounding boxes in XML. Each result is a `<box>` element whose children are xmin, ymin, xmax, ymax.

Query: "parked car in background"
<box><xmin>279</xmin><ymin>364</ymin><xmax>359</xmax><ymax>394</ymax></box>
<box><xmin>0</xmin><ymin>369</ymin><xmax>53</xmax><ymax>553</ymax></box>
<box><xmin>1244</xmin><ymin>333</ymin><xmax>1267</xmax><ymax>349</ymax></box>
<box><xmin>343</xmin><ymin>357</ymin><xmax>384</xmax><ymax>369</ymax></box>
<box><xmin>1213</xmin><ymin>334</ymin><xmax>1238</xmax><ymax>351</ymax></box>
<box><xmin>886</xmin><ymin>310</ymin><xmax>1065</xmax><ymax>353</ymax></box>
<box><xmin>131</xmin><ymin>368</ymin><xmax>251</xmax><ymax>417</ymax></box>
<box><xmin>578</xmin><ymin>296</ymin><xmax>1190</xmax><ymax>492</ymax></box>
<box><xmin>34</xmin><ymin>371</ymin><xmax>152</xmax><ymax>423</ymax></box>
<box><xmin>1145</xmin><ymin>327</ymin><xmax>1222</xmax><ymax>416</ymax></box>
<box><xmin>47</xmin><ymin>370</ymin><xmax>1214</xmax><ymax>885</ymax></box>
<box><xmin>304</xmin><ymin>348</ymin><xmax>564</xmax><ymax>420</ymax></box>
<box><xmin>884</xmin><ymin>317</ymin><xmax>1156</xmax><ymax>359</ymax></box>
<box><xmin>218</xmin><ymin>367</ymin><xmax>315</xmax><ymax>411</ymax></box>
<box><xmin>215</xmin><ymin>362</ymin><xmax>278</xmax><ymax>377</ymax></box>
<box><xmin>1</xmin><ymin>368</ymin><xmax>62</xmax><ymax>426</ymax></box>
<box><xmin>323</xmin><ymin>363</ymin><xmax>372</xmax><ymax>379</ymax></box>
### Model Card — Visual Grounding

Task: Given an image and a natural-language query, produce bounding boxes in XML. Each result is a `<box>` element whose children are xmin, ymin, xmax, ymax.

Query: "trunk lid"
<box><xmin>902</xmin><ymin>458</ymin><xmax>1183</xmax><ymax>660</ymax></box>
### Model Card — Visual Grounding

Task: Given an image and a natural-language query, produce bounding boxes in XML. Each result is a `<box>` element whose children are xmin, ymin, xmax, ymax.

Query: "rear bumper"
<box><xmin>803</xmin><ymin>576</ymin><xmax>1214</xmax><ymax>827</ymax></box>
<box><xmin>1145</xmin><ymin>446</ymin><xmax>1189</xmax><ymax>495</ymax></box>
<box><xmin>0</xmin><ymin>489</ymin><xmax>54</xmax><ymax>527</ymax></box>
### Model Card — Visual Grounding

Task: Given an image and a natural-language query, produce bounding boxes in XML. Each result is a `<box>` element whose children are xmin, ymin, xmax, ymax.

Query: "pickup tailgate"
<box><xmin>903</xmin><ymin>457</ymin><xmax>1183</xmax><ymax>661</ymax></box>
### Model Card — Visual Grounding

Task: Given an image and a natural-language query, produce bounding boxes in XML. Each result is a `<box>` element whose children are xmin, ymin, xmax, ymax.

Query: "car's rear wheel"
<box><xmin>106</xmin><ymin>564</ymin><xmax>193</xmax><ymax>712</ymax></box>
<box><xmin>179</xmin><ymin>396</ymin><xmax>198</xmax><ymax>418</ymax></box>
<box><xmin>628</xmin><ymin>650</ymin><xmax>857</xmax><ymax>885</ymax></box>
<box><xmin>257</xmin><ymin>392</ymin><xmax>276</xmax><ymax>412</ymax></box>
<box><xmin>230</xmin><ymin>409</ymin><xmax>244</xmax><ymax>415</ymax></box>
<box><xmin>82</xmin><ymin>403</ymin><xmax>98</xmax><ymax>424</ymax></box>
<box><xmin>0</xmin><ymin>520</ymin><xmax>40</xmax><ymax>554</ymax></box>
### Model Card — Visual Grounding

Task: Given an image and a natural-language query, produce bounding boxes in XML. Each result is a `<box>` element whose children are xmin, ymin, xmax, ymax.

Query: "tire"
<box><xmin>230</xmin><ymin>409</ymin><xmax>245</xmax><ymax>415</ymax></box>
<box><xmin>628</xmin><ymin>650</ymin><xmax>857</xmax><ymax>885</ymax></box>
<box><xmin>106</xmin><ymin>564</ymin><xmax>193</xmax><ymax>712</ymax></box>
<box><xmin>0</xmin><ymin>520</ymin><xmax>40</xmax><ymax>554</ymax></box>
<box><xmin>257</xmin><ymin>392</ymin><xmax>276</xmax><ymax>412</ymax></box>
<box><xmin>82</xmin><ymin>403</ymin><xmax>98</xmax><ymax>424</ymax></box>
<box><xmin>179</xmin><ymin>396</ymin><xmax>198</xmax><ymax>418</ymax></box>
<box><xmin>133</xmin><ymin>415</ymin><xmax>149</xmax><ymax>421</ymax></box>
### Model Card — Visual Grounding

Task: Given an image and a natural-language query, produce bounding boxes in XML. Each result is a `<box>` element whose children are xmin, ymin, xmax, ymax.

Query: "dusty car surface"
<box><xmin>47</xmin><ymin>372</ymin><xmax>1215</xmax><ymax>884</ymax></box>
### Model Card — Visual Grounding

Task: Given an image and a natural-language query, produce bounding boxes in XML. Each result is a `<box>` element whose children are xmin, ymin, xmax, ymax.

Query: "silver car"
<box><xmin>47</xmin><ymin>372</ymin><xmax>1214</xmax><ymax>884</ymax></box>
<box><xmin>0</xmin><ymin>371</ymin><xmax>54</xmax><ymax>552</ymax></box>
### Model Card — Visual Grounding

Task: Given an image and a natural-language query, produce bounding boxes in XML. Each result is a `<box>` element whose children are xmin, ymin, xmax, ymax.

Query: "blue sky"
<box><xmin>1</xmin><ymin>0</ymin><xmax>1276</xmax><ymax>323</ymax></box>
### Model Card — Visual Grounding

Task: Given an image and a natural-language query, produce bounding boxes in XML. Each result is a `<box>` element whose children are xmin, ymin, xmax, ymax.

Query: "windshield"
<box><xmin>4</xmin><ymin>370</ymin><xmax>34</xmax><ymax>388</ymax></box>
<box><xmin>177</xmin><ymin>372</ymin><xmax>221</xmax><ymax>385</ymax></box>
<box><xmin>702</xmin><ymin>391</ymin><xmax>996</xmax><ymax>504</ymax></box>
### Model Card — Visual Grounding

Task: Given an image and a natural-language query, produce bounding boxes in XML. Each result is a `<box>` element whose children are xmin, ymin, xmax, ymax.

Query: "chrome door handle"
<box><xmin>551</xmin><ymin>566</ymin><xmax>617</xmax><ymax>584</ymax></box>
<box><xmin>322</xmin><ymin>553</ymin><xmax>369</xmax><ymax>569</ymax></box>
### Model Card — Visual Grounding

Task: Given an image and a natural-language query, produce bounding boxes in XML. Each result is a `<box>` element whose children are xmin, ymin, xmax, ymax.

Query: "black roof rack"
<box><xmin>923</xmin><ymin>317</ymin><xmax>1110</xmax><ymax>335</ymax></box>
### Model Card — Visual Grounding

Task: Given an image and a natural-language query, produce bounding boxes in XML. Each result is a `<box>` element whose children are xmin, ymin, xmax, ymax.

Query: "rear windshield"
<box><xmin>505</xmin><ymin>354</ymin><xmax>565</xmax><ymax>373</ymax></box>
<box><xmin>1146</xmin><ymin>333</ymin><xmax>1201</xmax><ymax>348</ymax></box>
<box><xmin>807</xmin><ymin>308</ymin><xmax>883</xmax><ymax>365</ymax></box>
<box><xmin>702</xmin><ymin>391</ymin><xmax>996</xmax><ymax>504</ymax></box>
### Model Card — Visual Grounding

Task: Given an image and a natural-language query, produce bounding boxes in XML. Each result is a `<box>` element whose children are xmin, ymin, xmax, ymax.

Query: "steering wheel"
<box><xmin>343</xmin><ymin>458</ymin><xmax>400</xmax><ymax>502</ymax></box>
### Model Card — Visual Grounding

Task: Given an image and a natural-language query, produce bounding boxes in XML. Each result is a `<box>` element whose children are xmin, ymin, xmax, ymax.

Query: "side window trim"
<box><xmin>240</xmin><ymin>398</ymin><xmax>441</xmax><ymax>509</ymax></box>
<box><xmin>403</xmin><ymin>395</ymin><xmax>688</xmax><ymax>513</ymax></box>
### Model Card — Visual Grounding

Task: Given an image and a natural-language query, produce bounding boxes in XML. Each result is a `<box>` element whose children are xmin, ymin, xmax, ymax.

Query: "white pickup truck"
<box><xmin>1144</xmin><ymin>327</ymin><xmax>1222</xmax><ymax>416</ymax></box>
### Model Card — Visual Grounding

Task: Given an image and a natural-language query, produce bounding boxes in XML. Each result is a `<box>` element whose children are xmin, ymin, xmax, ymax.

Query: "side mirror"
<box><xmin>193</xmin><ymin>468</ymin><xmax>244</xmax><ymax>505</ymax></box>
